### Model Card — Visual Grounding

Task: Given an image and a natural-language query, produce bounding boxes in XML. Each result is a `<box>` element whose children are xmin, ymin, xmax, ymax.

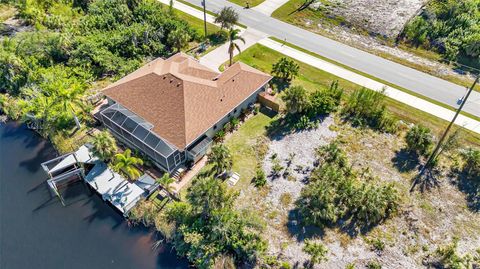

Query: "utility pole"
<box><xmin>202</xmin><ymin>0</ymin><xmax>207</xmax><ymax>37</ymax></box>
<box><xmin>410</xmin><ymin>75</ymin><xmax>479</xmax><ymax>192</ymax></box>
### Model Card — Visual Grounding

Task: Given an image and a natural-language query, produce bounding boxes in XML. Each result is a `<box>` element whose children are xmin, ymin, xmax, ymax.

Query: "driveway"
<box><xmin>200</xmin><ymin>28</ymin><xmax>268</xmax><ymax>70</ymax></box>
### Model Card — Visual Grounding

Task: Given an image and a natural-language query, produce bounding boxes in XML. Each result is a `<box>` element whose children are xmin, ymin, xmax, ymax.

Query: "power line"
<box><xmin>410</xmin><ymin>75</ymin><xmax>480</xmax><ymax>192</ymax></box>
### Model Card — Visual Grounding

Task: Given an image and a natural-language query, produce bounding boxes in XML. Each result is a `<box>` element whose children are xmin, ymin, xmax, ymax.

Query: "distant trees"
<box><xmin>113</xmin><ymin>149</ymin><xmax>143</xmax><ymax>180</ymax></box>
<box><xmin>207</xmin><ymin>144</ymin><xmax>233</xmax><ymax>176</ymax></box>
<box><xmin>401</xmin><ymin>0</ymin><xmax>480</xmax><ymax>62</ymax></box>
<box><xmin>214</xmin><ymin>7</ymin><xmax>238</xmax><ymax>30</ymax></box>
<box><xmin>272</xmin><ymin>57</ymin><xmax>299</xmax><ymax>82</ymax></box>
<box><xmin>405</xmin><ymin>124</ymin><xmax>434</xmax><ymax>156</ymax></box>
<box><xmin>227</xmin><ymin>28</ymin><xmax>245</xmax><ymax>66</ymax></box>
<box><xmin>0</xmin><ymin>0</ymin><xmax>200</xmax><ymax>136</ymax></box>
<box><xmin>91</xmin><ymin>130</ymin><xmax>118</xmax><ymax>162</ymax></box>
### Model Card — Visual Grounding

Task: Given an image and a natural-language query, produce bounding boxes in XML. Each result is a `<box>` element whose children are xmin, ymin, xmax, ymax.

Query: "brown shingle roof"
<box><xmin>103</xmin><ymin>53</ymin><xmax>272</xmax><ymax>149</ymax></box>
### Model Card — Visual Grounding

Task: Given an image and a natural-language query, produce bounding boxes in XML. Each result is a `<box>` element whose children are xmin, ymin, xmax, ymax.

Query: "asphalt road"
<box><xmin>185</xmin><ymin>0</ymin><xmax>480</xmax><ymax>118</ymax></box>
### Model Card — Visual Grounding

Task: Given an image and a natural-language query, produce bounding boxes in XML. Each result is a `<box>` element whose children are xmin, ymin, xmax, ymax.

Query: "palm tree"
<box><xmin>227</xmin><ymin>29</ymin><xmax>245</xmax><ymax>66</ymax></box>
<box><xmin>214</xmin><ymin>7</ymin><xmax>239</xmax><ymax>30</ymax></box>
<box><xmin>113</xmin><ymin>149</ymin><xmax>144</xmax><ymax>180</ymax></box>
<box><xmin>207</xmin><ymin>144</ymin><xmax>233</xmax><ymax>176</ymax></box>
<box><xmin>53</xmin><ymin>79</ymin><xmax>86</xmax><ymax>130</ymax></box>
<box><xmin>156</xmin><ymin>173</ymin><xmax>175</xmax><ymax>193</ymax></box>
<box><xmin>22</xmin><ymin>89</ymin><xmax>57</xmax><ymax>138</ymax></box>
<box><xmin>91</xmin><ymin>130</ymin><xmax>117</xmax><ymax>162</ymax></box>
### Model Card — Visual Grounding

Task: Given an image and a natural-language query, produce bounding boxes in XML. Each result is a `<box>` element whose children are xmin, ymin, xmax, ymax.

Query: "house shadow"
<box><xmin>391</xmin><ymin>148</ymin><xmax>420</xmax><ymax>173</ymax></box>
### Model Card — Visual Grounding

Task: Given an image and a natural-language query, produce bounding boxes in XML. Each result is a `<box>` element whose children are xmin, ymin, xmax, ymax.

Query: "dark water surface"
<box><xmin>0</xmin><ymin>121</ymin><xmax>188</xmax><ymax>269</ymax></box>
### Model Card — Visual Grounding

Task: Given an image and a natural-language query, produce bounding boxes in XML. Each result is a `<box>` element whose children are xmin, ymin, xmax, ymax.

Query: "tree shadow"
<box><xmin>286</xmin><ymin>209</ymin><xmax>325</xmax><ymax>242</ymax></box>
<box><xmin>391</xmin><ymin>148</ymin><xmax>420</xmax><ymax>173</ymax></box>
<box><xmin>454</xmin><ymin>171</ymin><xmax>480</xmax><ymax>212</ymax></box>
<box><xmin>411</xmin><ymin>166</ymin><xmax>442</xmax><ymax>193</ymax></box>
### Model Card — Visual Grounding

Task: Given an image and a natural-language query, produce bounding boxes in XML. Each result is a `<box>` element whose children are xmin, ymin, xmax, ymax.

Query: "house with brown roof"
<box><xmin>98</xmin><ymin>53</ymin><xmax>272</xmax><ymax>173</ymax></box>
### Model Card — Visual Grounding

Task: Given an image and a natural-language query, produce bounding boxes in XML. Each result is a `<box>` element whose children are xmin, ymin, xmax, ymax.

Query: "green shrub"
<box><xmin>303</xmin><ymin>240</ymin><xmax>328</xmax><ymax>265</ymax></box>
<box><xmin>405</xmin><ymin>124</ymin><xmax>434</xmax><ymax>156</ymax></box>
<box><xmin>214</xmin><ymin>130</ymin><xmax>226</xmax><ymax>142</ymax></box>
<box><xmin>253</xmin><ymin>167</ymin><xmax>267</xmax><ymax>187</ymax></box>
<box><xmin>462</xmin><ymin>147</ymin><xmax>480</xmax><ymax>179</ymax></box>
<box><xmin>366</xmin><ymin>260</ymin><xmax>382</xmax><ymax>269</ymax></box>
<box><xmin>343</xmin><ymin>88</ymin><xmax>398</xmax><ymax>133</ymax></box>
<box><xmin>308</xmin><ymin>80</ymin><xmax>344</xmax><ymax>116</ymax></box>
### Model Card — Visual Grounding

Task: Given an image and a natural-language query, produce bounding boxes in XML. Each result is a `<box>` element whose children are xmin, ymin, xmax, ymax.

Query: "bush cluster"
<box><xmin>297</xmin><ymin>142</ymin><xmax>400</xmax><ymax>230</ymax></box>
<box><xmin>342</xmin><ymin>88</ymin><xmax>398</xmax><ymax>133</ymax></box>
<box><xmin>401</xmin><ymin>0</ymin><xmax>480</xmax><ymax>62</ymax></box>
<box><xmin>0</xmin><ymin>0</ymin><xmax>198</xmax><ymax>135</ymax></box>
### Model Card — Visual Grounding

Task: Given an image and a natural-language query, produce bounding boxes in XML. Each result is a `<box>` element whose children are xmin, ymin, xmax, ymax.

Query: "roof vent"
<box><xmin>177</xmin><ymin>83</ymin><xmax>181</xmax><ymax>87</ymax></box>
<box><xmin>163</xmin><ymin>76</ymin><xmax>166</xmax><ymax>80</ymax></box>
<box><xmin>170</xmin><ymin>79</ymin><xmax>173</xmax><ymax>83</ymax></box>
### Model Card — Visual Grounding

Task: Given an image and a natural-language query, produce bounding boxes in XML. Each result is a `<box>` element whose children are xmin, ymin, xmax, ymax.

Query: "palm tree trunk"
<box><xmin>229</xmin><ymin>50</ymin><xmax>233</xmax><ymax>66</ymax></box>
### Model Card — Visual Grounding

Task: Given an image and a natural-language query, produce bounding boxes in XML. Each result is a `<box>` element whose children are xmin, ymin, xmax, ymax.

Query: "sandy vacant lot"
<box><xmin>314</xmin><ymin>0</ymin><xmax>427</xmax><ymax>37</ymax></box>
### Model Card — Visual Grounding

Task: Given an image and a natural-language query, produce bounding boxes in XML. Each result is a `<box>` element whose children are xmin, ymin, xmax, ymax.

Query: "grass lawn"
<box><xmin>225</xmin><ymin>112</ymin><xmax>277</xmax><ymax>190</ymax></box>
<box><xmin>233</xmin><ymin>44</ymin><xmax>480</xmax><ymax>146</ymax></box>
<box><xmin>0</xmin><ymin>4</ymin><xmax>15</xmax><ymax>23</ymax></box>
<box><xmin>228</xmin><ymin>0</ymin><xmax>265</xmax><ymax>8</ymax></box>
<box><xmin>173</xmin><ymin>8</ymin><xmax>220</xmax><ymax>38</ymax></box>
<box><xmin>268</xmin><ymin>37</ymin><xmax>480</xmax><ymax>121</ymax></box>
<box><xmin>272</xmin><ymin>0</ymin><xmax>345</xmax><ymax>27</ymax></box>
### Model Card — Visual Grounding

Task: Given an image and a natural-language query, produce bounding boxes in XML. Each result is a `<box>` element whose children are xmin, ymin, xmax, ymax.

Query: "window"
<box><xmin>174</xmin><ymin>152</ymin><xmax>181</xmax><ymax>165</ymax></box>
<box><xmin>213</xmin><ymin>125</ymin><xmax>217</xmax><ymax>130</ymax></box>
<box><xmin>234</xmin><ymin>108</ymin><xmax>237</xmax><ymax>113</ymax></box>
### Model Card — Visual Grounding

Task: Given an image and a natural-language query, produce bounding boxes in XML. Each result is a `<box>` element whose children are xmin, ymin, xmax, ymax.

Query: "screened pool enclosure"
<box><xmin>99</xmin><ymin>103</ymin><xmax>185</xmax><ymax>173</ymax></box>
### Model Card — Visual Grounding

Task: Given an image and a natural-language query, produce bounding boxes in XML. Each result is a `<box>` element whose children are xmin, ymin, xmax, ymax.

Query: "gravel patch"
<box><xmin>263</xmin><ymin>116</ymin><xmax>337</xmax><ymax>205</ymax></box>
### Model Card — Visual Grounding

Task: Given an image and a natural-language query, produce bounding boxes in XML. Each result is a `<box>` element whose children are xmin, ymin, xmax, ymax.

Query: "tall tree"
<box><xmin>167</xmin><ymin>28</ymin><xmax>190</xmax><ymax>52</ymax></box>
<box><xmin>91</xmin><ymin>130</ymin><xmax>117</xmax><ymax>162</ymax></box>
<box><xmin>214</xmin><ymin>7</ymin><xmax>238</xmax><ymax>30</ymax></box>
<box><xmin>113</xmin><ymin>149</ymin><xmax>143</xmax><ymax>180</ymax></box>
<box><xmin>227</xmin><ymin>28</ymin><xmax>245</xmax><ymax>66</ymax></box>
<box><xmin>207</xmin><ymin>144</ymin><xmax>233</xmax><ymax>176</ymax></box>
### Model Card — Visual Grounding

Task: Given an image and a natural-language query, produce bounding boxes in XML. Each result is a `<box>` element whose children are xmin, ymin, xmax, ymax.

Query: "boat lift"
<box><xmin>41</xmin><ymin>145</ymin><xmax>97</xmax><ymax>206</ymax></box>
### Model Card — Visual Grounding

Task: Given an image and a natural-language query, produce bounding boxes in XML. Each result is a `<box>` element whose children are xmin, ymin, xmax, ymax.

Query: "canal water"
<box><xmin>0</xmin><ymin>121</ymin><xmax>188</xmax><ymax>269</ymax></box>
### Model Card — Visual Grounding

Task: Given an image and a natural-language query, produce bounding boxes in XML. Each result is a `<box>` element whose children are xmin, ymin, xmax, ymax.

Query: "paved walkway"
<box><xmin>259</xmin><ymin>38</ymin><xmax>480</xmax><ymax>134</ymax></box>
<box><xmin>171</xmin><ymin>157</ymin><xmax>207</xmax><ymax>194</ymax></box>
<box><xmin>200</xmin><ymin>28</ymin><xmax>268</xmax><ymax>70</ymax></box>
<box><xmin>159</xmin><ymin>0</ymin><xmax>480</xmax><ymax>134</ymax></box>
<box><xmin>253</xmin><ymin>0</ymin><xmax>290</xmax><ymax>16</ymax></box>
